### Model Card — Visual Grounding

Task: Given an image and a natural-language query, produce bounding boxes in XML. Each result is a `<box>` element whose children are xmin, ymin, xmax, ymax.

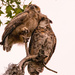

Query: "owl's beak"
<box><xmin>30</xmin><ymin>5</ymin><xmax>34</xmax><ymax>9</ymax></box>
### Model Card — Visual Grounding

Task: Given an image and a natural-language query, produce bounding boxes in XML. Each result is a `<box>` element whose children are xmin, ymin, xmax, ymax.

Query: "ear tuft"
<box><xmin>49</xmin><ymin>20</ymin><xmax>53</xmax><ymax>24</ymax></box>
<box><xmin>0</xmin><ymin>42</ymin><xmax>3</xmax><ymax>45</ymax></box>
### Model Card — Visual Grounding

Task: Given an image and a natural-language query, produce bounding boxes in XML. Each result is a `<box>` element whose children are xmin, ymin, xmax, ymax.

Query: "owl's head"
<box><xmin>25</xmin><ymin>4</ymin><xmax>41</xmax><ymax>13</ymax></box>
<box><xmin>40</xmin><ymin>15</ymin><xmax>53</xmax><ymax>24</ymax></box>
<box><xmin>38</xmin><ymin>13</ymin><xmax>53</xmax><ymax>27</ymax></box>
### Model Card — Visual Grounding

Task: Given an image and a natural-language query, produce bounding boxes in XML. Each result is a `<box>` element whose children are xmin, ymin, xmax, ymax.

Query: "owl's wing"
<box><xmin>1</xmin><ymin>11</ymin><xmax>28</xmax><ymax>45</ymax></box>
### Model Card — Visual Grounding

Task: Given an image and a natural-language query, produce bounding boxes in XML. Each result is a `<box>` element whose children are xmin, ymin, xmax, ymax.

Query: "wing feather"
<box><xmin>1</xmin><ymin>11</ymin><xmax>28</xmax><ymax>45</ymax></box>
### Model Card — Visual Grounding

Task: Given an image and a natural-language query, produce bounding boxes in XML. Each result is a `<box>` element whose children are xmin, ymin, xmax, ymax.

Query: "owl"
<box><xmin>28</xmin><ymin>14</ymin><xmax>57</xmax><ymax>75</ymax></box>
<box><xmin>0</xmin><ymin>4</ymin><xmax>41</xmax><ymax>53</ymax></box>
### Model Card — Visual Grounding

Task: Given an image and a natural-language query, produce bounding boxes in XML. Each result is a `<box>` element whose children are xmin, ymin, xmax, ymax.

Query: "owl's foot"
<box><xmin>20</xmin><ymin>27</ymin><xmax>29</xmax><ymax>43</ymax></box>
<box><xmin>23</xmin><ymin>37</ymin><xmax>29</xmax><ymax>43</ymax></box>
<box><xmin>20</xmin><ymin>27</ymin><xmax>29</xmax><ymax>35</ymax></box>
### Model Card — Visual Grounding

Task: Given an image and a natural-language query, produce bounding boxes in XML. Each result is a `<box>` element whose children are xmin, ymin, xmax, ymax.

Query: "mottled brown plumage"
<box><xmin>28</xmin><ymin>15</ymin><xmax>56</xmax><ymax>75</ymax></box>
<box><xmin>0</xmin><ymin>4</ymin><xmax>41</xmax><ymax>52</ymax></box>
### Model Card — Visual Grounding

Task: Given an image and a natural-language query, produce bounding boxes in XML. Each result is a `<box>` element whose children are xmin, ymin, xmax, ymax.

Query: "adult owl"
<box><xmin>0</xmin><ymin>4</ymin><xmax>41</xmax><ymax>53</ymax></box>
<box><xmin>28</xmin><ymin>14</ymin><xmax>57</xmax><ymax>75</ymax></box>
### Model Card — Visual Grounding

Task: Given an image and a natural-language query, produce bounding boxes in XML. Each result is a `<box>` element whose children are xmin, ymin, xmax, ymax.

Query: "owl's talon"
<box><xmin>23</xmin><ymin>37</ymin><xmax>29</xmax><ymax>43</ymax></box>
<box><xmin>21</xmin><ymin>27</ymin><xmax>29</xmax><ymax>35</ymax></box>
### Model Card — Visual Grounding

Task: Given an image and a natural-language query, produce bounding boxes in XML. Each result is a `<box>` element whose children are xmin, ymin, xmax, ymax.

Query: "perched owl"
<box><xmin>28</xmin><ymin>14</ymin><xmax>56</xmax><ymax>75</ymax></box>
<box><xmin>0</xmin><ymin>4</ymin><xmax>41</xmax><ymax>52</ymax></box>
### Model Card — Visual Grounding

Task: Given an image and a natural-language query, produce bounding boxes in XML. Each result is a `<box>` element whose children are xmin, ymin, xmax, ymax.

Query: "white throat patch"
<box><xmin>39</xmin><ymin>21</ymin><xmax>48</xmax><ymax>27</ymax></box>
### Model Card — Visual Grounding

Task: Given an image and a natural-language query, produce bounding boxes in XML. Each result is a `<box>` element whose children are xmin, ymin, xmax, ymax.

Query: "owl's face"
<box><xmin>25</xmin><ymin>4</ymin><xmax>41</xmax><ymax>13</ymax></box>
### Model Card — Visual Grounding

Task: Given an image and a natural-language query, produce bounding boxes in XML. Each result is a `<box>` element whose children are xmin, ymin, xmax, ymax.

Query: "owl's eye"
<box><xmin>28</xmin><ymin>5</ymin><xmax>31</xmax><ymax>7</ymax></box>
<box><xmin>35</xmin><ymin>6</ymin><xmax>38</xmax><ymax>8</ymax></box>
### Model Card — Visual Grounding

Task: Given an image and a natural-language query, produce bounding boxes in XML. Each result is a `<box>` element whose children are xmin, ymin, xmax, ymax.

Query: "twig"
<box><xmin>18</xmin><ymin>55</ymin><xmax>37</xmax><ymax>71</ymax></box>
<box><xmin>43</xmin><ymin>63</ymin><xmax>57</xmax><ymax>73</ymax></box>
<box><xmin>18</xmin><ymin>54</ymin><xmax>57</xmax><ymax>73</ymax></box>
